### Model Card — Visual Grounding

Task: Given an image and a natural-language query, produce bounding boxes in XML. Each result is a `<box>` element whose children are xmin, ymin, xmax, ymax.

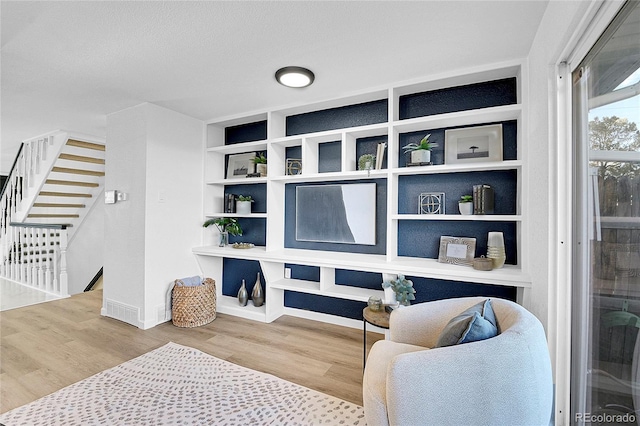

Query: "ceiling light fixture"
<box><xmin>275</xmin><ymin>66</ymin><xmax>315</xmax><ymax>88</ymax></box>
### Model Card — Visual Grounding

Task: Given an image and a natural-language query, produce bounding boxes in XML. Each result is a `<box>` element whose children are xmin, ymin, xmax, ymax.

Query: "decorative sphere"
<box><xmin>368</xmin><ymin>296</ymin><xmax>383</xmax><ymax>312</ymax></box>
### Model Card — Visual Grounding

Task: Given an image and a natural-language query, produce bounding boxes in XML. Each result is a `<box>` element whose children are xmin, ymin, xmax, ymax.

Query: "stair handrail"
<box><xmin>84</xmin><ymin>267</ymin><xmax>103</xmax><ymax>292</ymax></box>
<box><xmin>0</xmin><ymin>142</ymin><xmax>24</xmax><ymax>200</ymax></box>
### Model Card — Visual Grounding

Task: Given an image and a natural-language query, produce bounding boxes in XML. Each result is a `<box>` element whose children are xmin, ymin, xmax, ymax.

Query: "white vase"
<box><xmin>256</xmin><ymin>163</ymin><xmax>267</xmax><ymax>177</ymax></box>
<box><xmin>236</xmin><ymin>201</ymin><xmax>252</xmax><ymax>215</ymax></box>
<box><xmin>384</xmin><ymin>287</ymin><xmax>397</xmax><ymax>305</ymax></box>
<box><xmin>410</xmin><ymin>150</ymin><xmax>431</xmax><ymax>164</ymax></box>
<box><xmin>458</xmin><ymin>202</ymin><xmax>473</xmax><ymax>215</ymax></box>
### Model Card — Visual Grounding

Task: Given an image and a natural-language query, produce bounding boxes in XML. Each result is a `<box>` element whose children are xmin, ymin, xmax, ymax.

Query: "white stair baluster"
<box><xmin>44</xmin><ymin>230</ymin><xmax>52</xmax><ymax>292</ymax></box>
<box><xmin>58</xmin><ymin>229</ymin><xmax>68</xmax><ymax>296</ymax></box>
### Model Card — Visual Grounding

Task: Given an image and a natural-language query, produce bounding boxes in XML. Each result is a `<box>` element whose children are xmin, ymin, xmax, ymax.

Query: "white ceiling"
<box><xmin>0</xmin><ymin>1</ymin><xmax>549</xmax><ymax>174</ymax></box>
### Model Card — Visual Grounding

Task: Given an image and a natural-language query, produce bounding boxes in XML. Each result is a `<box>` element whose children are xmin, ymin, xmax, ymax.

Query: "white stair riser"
<box><xmin>60</xmin><ymin>145</ymin><xmax>106</xmax><ymax>159</ymax></box>
<box><xmin>53</xmin><ymin>159</ymin><xmax>105</xmax><ymax>173</ymax></box>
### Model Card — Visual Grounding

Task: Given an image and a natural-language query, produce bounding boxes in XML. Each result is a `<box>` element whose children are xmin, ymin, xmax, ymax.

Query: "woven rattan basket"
<box><xmin>172</xmin><ymin>277</ymin><xmax>216</xmax><ymax>327</ymax></box>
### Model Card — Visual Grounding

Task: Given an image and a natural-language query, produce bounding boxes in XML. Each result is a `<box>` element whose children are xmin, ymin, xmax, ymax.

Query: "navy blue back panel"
<box><xmin>286</xmin><ymin>146</ymin><xmax>302</xmax><ymax>161</ymax></box>
<box><xmin>285</xmin><ymin>291</ymin><xmax>366</xmax><ymax>320</ymax></box>
<box><xmin>410</xmin><ymin>277</ymin><xmax>517</xmax><ymax>303</ymax></box>
<box><xmin>398</xmin><ymin>120</ymin><xmax>517</xmax><ymax>167</ymax></box>
<box><xmin>286</xmin><ymin>99</ymin><xmax>388</xmax><ymax>136</ymax></box>
<box><xmin>222</xmin><ymin>183</ymin><xmax>267</xmax><ymax>246</ymax></box>
<box><xmin>228</xmin><ymin>218</ymin><xmax>266</xmax><ymax>246</ymax></box>
<box><xmin>285</xmin><ymin>264</ymin><xmax>321</xmax><ymax>281</ymax></box>
<box><xmin>318</xmin><ymin>141</ymin><xmax>342</xmax><ymax>173</ymax></box>
<box><xmin>397</xmin><ymin>220</ymin><xmax>518</xmax><ymax>264</ymax></box>
<box><xmin>397</xmin><ymin>170</ymin><xmax>518</xmax><ymax>215</ymax></box>
<box><xmin>224</xmin><ymin>183</ymin><xmax>267</xmax><ymax>213</ymax></box>
<box><xmin>222</xmin><ymin>258</ymin><xmax>263</xmax><ymax>297</ymax></box>
<box><xmin>335</xmin><ymin>269</ymin><xmax>383</xmax><ymax>289</ymax></box>
<box><xmin>225</xmin><ymin>120</ymin><xmax>268</xmax><ymax>144</ymax></box>
<box><xmin>284</xmin><ymin>275</ymin><xmax>516</xmax><ymax>320</ymax></box>
<box><xmin>399</xmin><ymin>78</ymin><xmax>517</xmax><ymax>119</ymax></box>
<box><xmin>284</xmin><ymin>179</ymin><xmax>387</xmax><ymax>254</ymax></box>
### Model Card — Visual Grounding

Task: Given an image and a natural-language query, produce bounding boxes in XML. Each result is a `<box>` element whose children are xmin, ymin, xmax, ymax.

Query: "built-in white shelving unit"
<box><xmin>194</xmin><ymin>60</ymin><xmax>530</xmax><ymax>326</ymax></box>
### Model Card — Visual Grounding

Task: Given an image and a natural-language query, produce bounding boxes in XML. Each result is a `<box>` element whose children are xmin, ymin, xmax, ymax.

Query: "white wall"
<box><xmin>66</xmin><ymin>195</ymin><xmax>105</xmax><ymax>294</ymax></box>
<box><xmin>143</xmin><ymin>104</ymin><xmax>204</xmax><ymax>328</ymax></box>
<box><xmin>526</xmin><ymin>1</ymin><xmax>602</xmax><ymax>424</ymax></box>
<box><xmin>103</xmin><ymin>103</ymin><xmax>203</xmax><ymax>329</ymax></box>
<box><xmin>526</xmin><ymin>0</ymin><xmax>593</xmax><ymax>330</ymax></box>
<box><xmin>104</xmin><ymin>104</ymin><xmax>148</xmax><ymax>327</ymax></box>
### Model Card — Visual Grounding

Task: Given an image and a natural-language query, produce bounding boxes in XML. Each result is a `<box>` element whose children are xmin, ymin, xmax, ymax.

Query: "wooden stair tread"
<box><xmin>27</xmin><ymin>214</ymin><xmax>80</xmax><ymax>218</ymax></box>
<box><xmin>58</xmin><ymin>153</ymin><xmax>105</xmax><ymax>165</ymax></box>
<box><xmin>33</xmin><ymin>203</ymin><xmax>86</xmax><ymax>208</ymax></box>
<box><xmin>45</xmin><ymin>179</ymin><xmax>99</xmax><ymax>188</ymax></box>
<box><xmin>66</xmin><ymin>139</ymin><xmax>106</xmax><ymax>151</ymax></box>
<box><xmin>51</xmin><ymin>166</ymin><xmax>105</xmax><ymax>177</ymax></box>
<box><xmin>39</xmin><ymin>191</ymin><xmax>92</xmax><ymax>198</ymax></box>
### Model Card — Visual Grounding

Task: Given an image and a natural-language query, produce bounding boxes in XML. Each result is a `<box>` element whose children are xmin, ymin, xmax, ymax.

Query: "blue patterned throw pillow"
<box><xmin>435</xmin><ymin>299</ymin><xmax>498</xmax><ymax>347</ymax></box>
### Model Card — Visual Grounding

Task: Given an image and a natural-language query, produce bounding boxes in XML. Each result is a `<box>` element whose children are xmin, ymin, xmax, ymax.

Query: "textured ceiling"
<box><xmin>1</xmin><ymin>1</ymin><xmax>549</xmax><ymax>173</ymax></box>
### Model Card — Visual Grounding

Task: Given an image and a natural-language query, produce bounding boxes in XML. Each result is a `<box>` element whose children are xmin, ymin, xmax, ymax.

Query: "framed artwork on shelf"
<box><xmin>286</xmin><ymin>158</ymin><xmax>303</xmax><ymax>175</ymax></box>
<box><xmin>419</xmin><ymin>192</ymin><xmax>445</xmax><ymax>214</ymax></box>
<box><xmin>296</xmin><ymin>183</ymin><xmax>376</xmax><ymax>245</ymax></box>
<box><xmin>438</xmin><ymin>236</ymin><xmax>476</xmax><ymax>266</ymax></box>
<box><xmin>226</xmin><ymin>153</ymin><xmax>256</xmax><ymax>179</ymax></box>
<box><xmin>444</xmin><ymin>124</ymin><xmax>503</xmax><ymax>164</ymax></box>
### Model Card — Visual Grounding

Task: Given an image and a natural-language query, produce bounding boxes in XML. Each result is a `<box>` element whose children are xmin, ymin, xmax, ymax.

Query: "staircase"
<box><xmin>1</xmin><ymin>131</ymin><xmax>106</xmax><ymax>297</ymax></box>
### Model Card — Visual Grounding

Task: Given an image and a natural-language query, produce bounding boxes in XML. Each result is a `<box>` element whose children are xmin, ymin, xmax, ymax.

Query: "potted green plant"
<box><xmin>459</xmin><ymin>194</ymin><xmax>473</xmax><ymax>215</ymax></box>
<box><xmin>358</xmin><ymin>153</ymin><xmax>376</xmax><ymax>171</ymax></box>
<box><xmin>382</xmin><ymin>274</ymin><xmax>416</xmax><ymax>306</ymax></box>
<box><xmin>203</xmin><ymin>217</ymin><xmax>243</xmax><ymax>246</ymax></box>
<box><xmin>402</xmin><ymin>134</ymin><xmax>438</xmax><ymax>164</ymax></box>
<box><xmin>235</xmin><ymin>195</ymin><xmax>254</xmax><ymax>215</ymax></box>
<box><xmin>252</xmin><ymin>152</ymin><xmax>267</xmax><ymax>177</ymax></box>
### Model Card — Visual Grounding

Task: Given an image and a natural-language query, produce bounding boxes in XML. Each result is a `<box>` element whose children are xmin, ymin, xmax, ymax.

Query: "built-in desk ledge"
<box><xmin>192</xmin><ymin>246</ymin><xmax>532</xmax><ymax>288</ymax></box>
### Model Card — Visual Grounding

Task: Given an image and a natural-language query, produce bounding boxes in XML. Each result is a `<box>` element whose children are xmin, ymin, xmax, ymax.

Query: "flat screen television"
<box><xmin>295</xmin><ymin>183</ymin><xmax>376</xmax><ymax>245</ymax></box>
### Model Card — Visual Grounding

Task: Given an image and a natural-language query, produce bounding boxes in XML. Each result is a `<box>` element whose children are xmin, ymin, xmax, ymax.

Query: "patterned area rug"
<box><xmin>0</xmin><ymin>342</ymin><xmax>365</xmax><ymax>425</ymax></box>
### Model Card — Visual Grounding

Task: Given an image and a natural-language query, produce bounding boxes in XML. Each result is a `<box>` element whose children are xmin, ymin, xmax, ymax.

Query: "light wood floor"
<box><xmin>0</xmin><ymin>289</ymin><xmax>383</xmax><ymax>413</ymax></box>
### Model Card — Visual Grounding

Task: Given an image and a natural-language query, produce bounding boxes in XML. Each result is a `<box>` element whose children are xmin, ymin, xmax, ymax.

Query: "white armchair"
<box><xmin>362</xmin><ymin>297</ymin><xmax>553</xmax><ymax>426</ymax></box>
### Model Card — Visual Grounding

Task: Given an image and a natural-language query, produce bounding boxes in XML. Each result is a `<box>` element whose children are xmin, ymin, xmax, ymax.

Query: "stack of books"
<box><xmin>224</xmin><ymin>193</ymin><xmax>236</xmax><ymax>213</ymax></box>
<box><xmin>473</xmin><ymin>184</ymin><xmax>494</xmax><ymax>214</ymax></box>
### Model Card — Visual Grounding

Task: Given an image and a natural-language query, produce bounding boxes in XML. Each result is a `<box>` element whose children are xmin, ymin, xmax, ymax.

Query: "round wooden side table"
<box><xmin>363</xmin><ymin>306</ymin><xmax>390</xmax><ymax>370</ymax></box>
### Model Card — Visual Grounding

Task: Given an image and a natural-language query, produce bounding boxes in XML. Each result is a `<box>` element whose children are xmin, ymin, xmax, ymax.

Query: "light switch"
<box><xmin>105</xmin><ymin>190</ymin><xmax>116</xmax><ymax>204</ymax></box>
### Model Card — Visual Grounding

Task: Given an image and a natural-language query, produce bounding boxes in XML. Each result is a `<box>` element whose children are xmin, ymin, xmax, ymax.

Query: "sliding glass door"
<box><xmin>572</xmin><ymin>1</ymin><xmax>640</xmax><ymax>424</ymax></box>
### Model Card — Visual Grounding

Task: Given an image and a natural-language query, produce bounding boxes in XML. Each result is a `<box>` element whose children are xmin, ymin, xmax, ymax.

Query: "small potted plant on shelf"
<box><xmin>382</xmin><ymin>274</ymin><xmax>416</xmax><ymax>306</ymax></box>
<box><xmin>459</xmin><ymin>194</ymin><xmax>473</xmax><ymax>215</ymax></box>
<box><xmin>402</xmin><ymin>134</ymin><xmax>437</xmax><ymax>165</ymax></box>
<box><xmin>203</xmin><ymin>217</ymin><xmax>243</xmax><ymax>247</ymax></box>
<box><xmin>252</xmin><ymin>152</ymin><xmax>267</xmax><ymax>177</ymax></box>
<box><xmin>358</xmin><ymin>153</ymin><xmax>376</xmax><ymax>171</ymax></box>
<box><xmin>235</xmin><ymin>195</ymin><xmax>254</xmax><ymax>215</ymax></box>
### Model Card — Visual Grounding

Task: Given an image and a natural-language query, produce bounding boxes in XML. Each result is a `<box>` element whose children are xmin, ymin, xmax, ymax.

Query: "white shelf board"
<box><xmin>269</xmin><ymin>278</ymin><xmax>320</xmax><ymax>292</ymax></box>
<box><xmin>390</xmin><ymin>257</ymin><xmax>530</xmax><ymax>288</ymax></box>
<box><xmin>269</xmin><ymin>169</ymin><xmax>388</xmax><ymax>183</ymax></box>
<box><xmin>216</xmin><ymin>295</ymin><xmax>267</xmax><ymax>322</ymax></box>
<box><xmin>392</xmin><ymin>104</ymin><xmax>522</xmax><ymax>133</ymax></box>
<box><xmin>192</xmin><ymin>246</ymin><xmax>531</xmax><ymax>287</ymax></box>
<box><xmin>270</xmin><ymin>279</ymin><xmax>384</xmax><ymax>302</ymax></box>
<box><xmin>205</xmin><ymin>212</ymin><xmax>268</xmax><ymax>219</ymax></box>
<box><xmin>391</xmin><ymin>160</ymin><xmax>521</xmax><ymax>176</ymax></box>
<box><xmin>270</xmin><ymin>136</ymin><xmax>304</xmax><ymax>147</ymax></box>
<box><xmin>206</xmin><ymin>176</ymin><xmax>268</xmax><ymax>185</ymax></box>
<box><xmin>193</xmin><ymin>245</ymin><xmax>269</xmax><ymax>261</ymax></box>
<box><xmin>207</xmin><ymin>140</ymin><xmax>268</xmax><ymax>154</ymax></box>
<box><xmin>392</xmin><ymin>214</ymin><xmax>522</xmax><ymax>222</ymax></box>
